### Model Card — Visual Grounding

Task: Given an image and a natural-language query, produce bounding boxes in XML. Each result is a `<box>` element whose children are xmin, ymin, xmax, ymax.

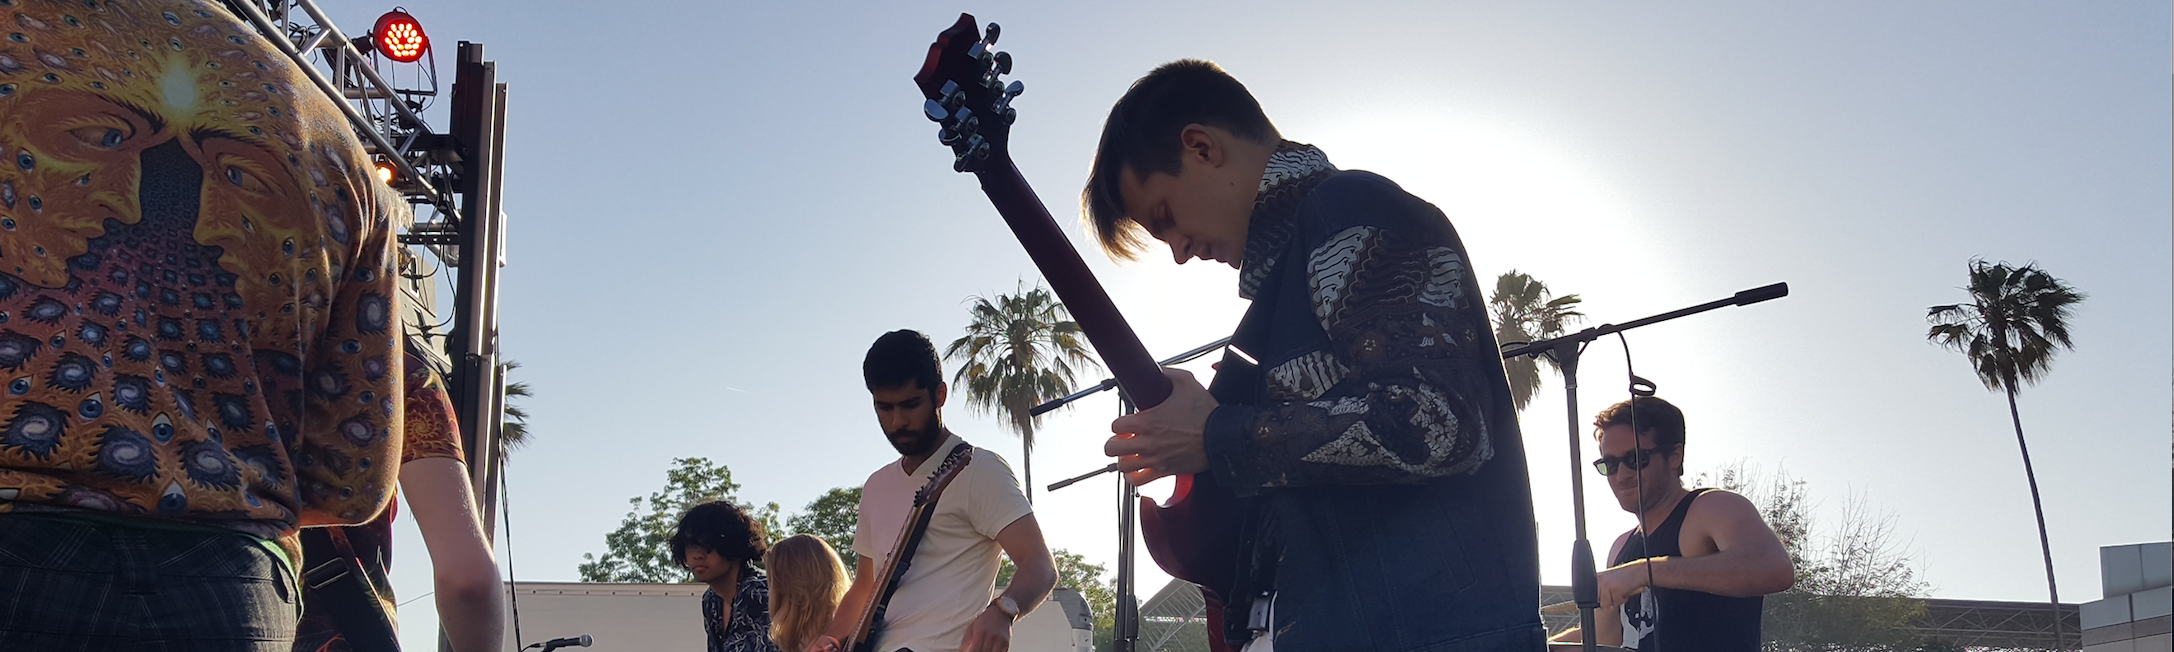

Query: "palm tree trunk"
<box><xmin>1022</xmin><ymin>431</ymin><xmax>1034</xmax><ymax>505</ymax></box>
<box><xmin>2006</xmin><ymin>385</ymin><xmax>2065</xmax><ymax>649</ymax></box>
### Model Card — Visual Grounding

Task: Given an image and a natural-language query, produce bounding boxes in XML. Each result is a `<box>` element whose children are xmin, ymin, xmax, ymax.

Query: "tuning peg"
<box><xmin>1002</xmin><ymin>107</ymin><xmax>1017</xmax><ymax>125</ymax></box>
<box><xmin>924</xmin><ymin>99</ymin><xmax>950</xmax><ymax>122</ymax></box>
<box><xmin>1005</xmin><ymin>80</ymin><xmax>1024</xmax><ymax>98</ymax></box>
<box><xmin>994</xmin><ymin>51</ymin><xmax>1013</xmax><ymax>75</ymax></box>
<box><xmin>968</xmin><ymin>41</ymin><xmax>986</xmax><ymax>60</ymax></box>
<box><xmin>938</xmin><ymin>127</ymin><xmax>960</xmax><ymax>145</ymax></box>
<box><xmin>983</xmin><ymin>23</ymin><xmax>1000</xmax><ymax>45</ymax></box>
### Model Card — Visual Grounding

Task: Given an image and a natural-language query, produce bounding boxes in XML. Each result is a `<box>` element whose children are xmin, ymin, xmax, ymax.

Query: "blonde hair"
<box><xmin>765</xmin><ymin>534</ymin><xmax>850</xmax><ymax>652</ymax></box>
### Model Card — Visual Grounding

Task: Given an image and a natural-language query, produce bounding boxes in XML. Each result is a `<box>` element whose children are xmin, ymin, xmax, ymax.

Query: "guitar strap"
<box><xmin>865</xmin><ymin>442</ymin><xmax>974</xmax><ymax>647</ymax></box>
<box><xmin>298</xmin><ymin>527</ymin><xmax>402</xmax><ymax>652</ymax></box>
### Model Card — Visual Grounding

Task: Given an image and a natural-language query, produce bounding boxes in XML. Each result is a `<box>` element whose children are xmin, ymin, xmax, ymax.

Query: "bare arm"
<box><xmin>961</xmin><ymin>515</ymin><xmax>1054</xmax><ymax>652</ymax></box>
<box><xmin>993</xmin><ymin>515</ymin><xmax>1056</xmax><ymax>613</ymax></box>
<box><xmin>812</xmin><ymin>554</ymin><xmax>879</xmax><ymax>652</ymax></box>
<box><xmin>400</xmin><ymin>457</ymin><xmax>504</xmax><ymax>652</ymax></box>
<box><xmin>1548</xmin><ymin>531</ymin><xmax>1629</xmax><ymax>646</ymax></box>
<box><xmin>1597</xmin><ymin>491</ymin><xmax>1794</xmax><ymax>607</ymax></box>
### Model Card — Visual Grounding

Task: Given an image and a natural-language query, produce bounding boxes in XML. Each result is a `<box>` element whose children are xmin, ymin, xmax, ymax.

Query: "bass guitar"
<box><xmin>912</xmin><ymin>14</ymin><xmax>1246</xmax><ymax>652</ymax></box>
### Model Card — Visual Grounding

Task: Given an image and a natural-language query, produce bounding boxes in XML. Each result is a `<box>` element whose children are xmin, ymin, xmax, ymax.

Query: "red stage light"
<box><xmin>372</xmin><ymin>10</ymin><xmax>428</xmax><ymax>63</ymax></box>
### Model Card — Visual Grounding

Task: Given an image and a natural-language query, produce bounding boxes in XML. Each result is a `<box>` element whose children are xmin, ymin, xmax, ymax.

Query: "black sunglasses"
<box><xmin>1592</xmin><ymin>447</ymin><xmax>1675</xmax><ymax>477</ymax></box>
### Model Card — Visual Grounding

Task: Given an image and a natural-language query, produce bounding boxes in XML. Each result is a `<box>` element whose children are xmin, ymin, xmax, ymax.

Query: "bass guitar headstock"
<box><xmin>913</xmin><ymin>13</ymin><xmax>1023</xmax><ymax>173</ymax></box>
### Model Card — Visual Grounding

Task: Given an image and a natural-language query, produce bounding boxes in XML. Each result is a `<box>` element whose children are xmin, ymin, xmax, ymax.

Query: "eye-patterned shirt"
<box><xmin>0</xmin><ymin>0</ymin><xmax>405</xmax><ymax>538</ymax></box>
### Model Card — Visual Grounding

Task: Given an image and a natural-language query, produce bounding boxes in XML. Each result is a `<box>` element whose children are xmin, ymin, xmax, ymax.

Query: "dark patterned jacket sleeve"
<box><xmin>1205</xmin><ymin>173</ymin><xmax>1505</xmax><ymax>490</ymax></box>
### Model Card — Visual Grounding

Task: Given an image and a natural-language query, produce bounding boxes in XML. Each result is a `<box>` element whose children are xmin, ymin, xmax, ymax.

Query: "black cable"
<box><xmin>1616</xmin><ymin>331</ymin><xmax>1660</xmax><ymax>652</ymax></box>
<box><xmin>501</xmin><ymin>459</ymin><xmax>524</xmax><ymax>650</ymax></box>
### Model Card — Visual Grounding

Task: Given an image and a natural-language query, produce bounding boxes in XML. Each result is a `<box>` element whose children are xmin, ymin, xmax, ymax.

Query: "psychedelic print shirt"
<box><xmin>293</xmin><ymin>350</ymin><xmax>468</xmax><ymax>652</ymax></box>
<box><xmin>0</xmin><ymin>0</ymin><xmax>406</xmax><ymax>538</ymax></box>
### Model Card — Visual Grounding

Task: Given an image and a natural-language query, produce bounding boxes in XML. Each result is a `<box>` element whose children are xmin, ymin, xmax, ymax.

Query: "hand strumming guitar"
<box><xmin>1105</xmin><ymin>368</ymin><xmax>1218</xmax><ymax>485</ymax></box>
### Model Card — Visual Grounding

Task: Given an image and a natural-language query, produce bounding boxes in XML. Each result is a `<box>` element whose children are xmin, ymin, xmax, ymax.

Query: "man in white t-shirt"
<box><xmin>813</xmin><ymin>330</ymin><xmax>1057</xmax><ymax>652</ymax></box>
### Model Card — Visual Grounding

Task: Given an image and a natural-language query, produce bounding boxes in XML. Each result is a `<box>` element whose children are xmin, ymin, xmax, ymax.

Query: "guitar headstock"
<box><xmin>914</xmin><ymin>14</ymin><xmax>1024</xmax><ymax>174</ymax></box>
<box><xmin>911</xmin><ymin>444</ymin><xmax>974</xmax><ymax>506</ymax></box>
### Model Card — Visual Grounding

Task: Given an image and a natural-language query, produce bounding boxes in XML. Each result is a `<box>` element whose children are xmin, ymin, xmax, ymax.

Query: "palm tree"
<box><xmin>1488</xmin><ymin>271</ymin><xmax>1585</xmax><ymax>413</ymax></box>
<box><xmin>498</xmin><ymin>360</ymin><xmax>532</xmax><ymax>459</ymax></box>
<box><xmin>944</xmin><ymin>282</ymin><xmax>1100</xmax><ymax>504</ymax></box>
<box><xmin>1926</xmin><ymin>259</ymin><xmax>2086</xmax><ymax>647</ymax></box>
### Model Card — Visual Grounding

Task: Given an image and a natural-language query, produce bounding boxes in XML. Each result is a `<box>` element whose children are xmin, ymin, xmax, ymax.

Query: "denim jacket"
<box><xmin>1201</xmin><ymin>144</ymin><xmax>1543</xmax><ymax>651</ymax></box>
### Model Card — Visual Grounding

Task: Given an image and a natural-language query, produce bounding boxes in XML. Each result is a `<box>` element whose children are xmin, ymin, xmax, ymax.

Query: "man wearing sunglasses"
<box><xmin>1549</xmin><ymin>397</ymin><xmax>1795</xmax><ymax>651</ymax></box>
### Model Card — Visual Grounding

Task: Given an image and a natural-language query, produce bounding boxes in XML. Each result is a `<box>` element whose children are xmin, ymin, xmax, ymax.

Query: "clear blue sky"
<box><xmin>308</xmin><ymin>2</ymin><xmax>2170</xmax><ymax>648</ymax></box>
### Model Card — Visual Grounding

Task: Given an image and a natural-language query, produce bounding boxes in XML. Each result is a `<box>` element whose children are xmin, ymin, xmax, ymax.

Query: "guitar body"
<box><xmin>913</xmin><ymin>15</ymin><xmax>1245</xmax><ymax>652</ymax></box>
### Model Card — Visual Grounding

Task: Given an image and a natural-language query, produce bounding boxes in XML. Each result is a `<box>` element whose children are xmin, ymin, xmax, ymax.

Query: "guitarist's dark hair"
<box><xmin>1082</xmin><ymin>59</ymin><xmax>1280</xmax><ymax>261</ymax></box>
<box><xmin>863</xmin><ymin>329</ymin><xmax>944</xmax><ymax>396</ymax></box>
<box><xmin>669</xmin><ymin>501</ymin><xmax>771</xmax><ymax>568</ymax></box>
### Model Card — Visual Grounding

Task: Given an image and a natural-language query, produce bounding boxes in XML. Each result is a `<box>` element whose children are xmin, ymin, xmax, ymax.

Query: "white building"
<box><xmin>2081</xmin><ymin>541</ymin><xmax>2172</xmax><ymax>652</ymax></box>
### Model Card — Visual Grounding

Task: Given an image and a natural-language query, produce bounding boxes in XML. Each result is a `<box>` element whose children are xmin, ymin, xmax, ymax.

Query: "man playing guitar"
<box><xmin>1085</xmin><ymin>61</ymin><xmax>1546</xmax><ymax>650</ymax></box>
<box><xmin>813</xmin><ymin>330</ymin><xmax>1057</xmax><ymax>652</ymax></box>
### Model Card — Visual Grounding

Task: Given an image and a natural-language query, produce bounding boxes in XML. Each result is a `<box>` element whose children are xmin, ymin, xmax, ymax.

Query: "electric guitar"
<box><xmin>913</xmin><ymin>15</ymin><xmax>1247</xmax><ymax>652</ymax></box>
<box><xmin>841</xmin><ymin>442</ymin><xmax>974</xmax><ymax>652</ymax></box>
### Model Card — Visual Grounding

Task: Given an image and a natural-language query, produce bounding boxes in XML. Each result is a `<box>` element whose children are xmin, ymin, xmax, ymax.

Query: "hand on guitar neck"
<box><xmin>1105</xmin><ymin>367</ymin><xmax>1219</xmax><ymax>485</ymax></box>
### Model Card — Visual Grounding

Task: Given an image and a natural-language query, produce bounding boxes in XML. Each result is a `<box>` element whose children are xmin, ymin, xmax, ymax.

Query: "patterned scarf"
<box><xmin>1238</xmin><ymin>141</ymin><xmax>1337</xmax><ymax>299</ymax></box>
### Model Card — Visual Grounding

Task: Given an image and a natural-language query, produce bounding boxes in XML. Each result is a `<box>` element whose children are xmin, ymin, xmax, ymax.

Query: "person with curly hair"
<box><xmin>672</xmin><ymin>501</ymin><xmax>780</xmax><ymax>652</ymax></box>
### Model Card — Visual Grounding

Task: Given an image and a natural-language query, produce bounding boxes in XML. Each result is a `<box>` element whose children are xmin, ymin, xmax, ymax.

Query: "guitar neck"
<box><xmin>972</xmin><ymin>156</ymin><xmax>1172</xmax><ymax>409</ymax></box>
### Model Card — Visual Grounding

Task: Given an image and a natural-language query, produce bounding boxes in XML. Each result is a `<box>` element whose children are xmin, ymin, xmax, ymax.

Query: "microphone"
<box><xmin>1732</xmin><ymin>282</ymin><xmax>1788</xmax><ymax>306</ymax></box>
<box><xmin>532</xmin><ymin>635</ymin><xmax>592</xmax><ymax>652</ymax></box>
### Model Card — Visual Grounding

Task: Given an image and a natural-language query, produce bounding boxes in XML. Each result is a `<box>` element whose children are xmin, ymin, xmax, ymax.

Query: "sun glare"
<box><xmin>1311</xmin><ymin>114</ymin><xmax>1637</xmax><ymax>274</ymax></box>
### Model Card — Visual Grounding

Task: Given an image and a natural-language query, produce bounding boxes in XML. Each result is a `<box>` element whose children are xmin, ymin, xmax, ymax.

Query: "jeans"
<box><xmin>0</xmin><ymin>513</ymin><xmax>300</xmax><ymax>651</ymax></box>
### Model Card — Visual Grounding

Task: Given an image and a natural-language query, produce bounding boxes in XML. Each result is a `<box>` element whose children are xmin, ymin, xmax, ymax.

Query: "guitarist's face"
<box><xmin>871</xmin><ymin>382</ymin><xmax>947</xmax><ymax>458</ymax></box>
<box><xmin>1118</xmin><ymin>124</ymin><xmax>1261</xmax><ymax>269</ymax></box>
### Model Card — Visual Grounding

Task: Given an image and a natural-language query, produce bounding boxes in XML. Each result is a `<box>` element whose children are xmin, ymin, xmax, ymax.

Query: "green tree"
<box><xmin>1487</xmin><ymin>271</ymin><xmax>1585</xmax><ymax>413</ymax></box>
<box><xmin>1926</xmin><ymin>258</ymin><xmax>2085</xmax><ymax>648</ymax></box>
<box><xmin>497</xmin><ymin>360</ymin><xmax>532</xmax><ymax>458</ymax></box>
<box><xmin>1703</xmin><ymin>462</ymin><xmax>1930</xmax><ymax>651</ymax></box>
<box><xmin>785</xmin><ymin>486</ymin><xmax>862</xmax><ymax>573</ymax></box>
<box><xmin>578</xmin><ymin>458</ymin><xmax>781</xmax><ymax>583</ymax></box>
<box><xmin>945</xmin><ymin>282</ymin><xmax>1100</xmax><ymax>504</ymax></box>
<box><xmin>998</xmin><ymin>549</ymin><xmax>1117</xmax><ymax>650</ymax></box>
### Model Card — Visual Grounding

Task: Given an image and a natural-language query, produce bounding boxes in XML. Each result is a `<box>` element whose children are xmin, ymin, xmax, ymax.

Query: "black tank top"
<box><xmin>1612</xmin><ymin>488</ymin><xmax>1762</xmax><ymax>651</ymax></box>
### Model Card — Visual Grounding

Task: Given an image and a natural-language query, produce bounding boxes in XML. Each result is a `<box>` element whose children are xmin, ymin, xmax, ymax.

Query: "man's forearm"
<box><xmin>436</xmin><ymin>571</ymin><xmax>505</xmax><ymax>652</ymax></box>
<box><xmin>1644</xmin><ymin>548</ymin><xmax>1794</xmax><ymax>597</ymax></box>
<box><xmin>821</xmin><ymin>581</ymin><xmax>873</xmax><ymax>644</ymax></box>
<box><xmin>1000</xmin><ymin>559</ymin><xmax>1057</xmax><ymax>616</ymax></box>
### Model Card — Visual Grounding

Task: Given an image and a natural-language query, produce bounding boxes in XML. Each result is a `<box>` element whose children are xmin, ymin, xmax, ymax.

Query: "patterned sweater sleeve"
<box><xmin>1204</xmin><ymin>174</ymin><xmax>1504</xmax><ymax>491</ymax></box>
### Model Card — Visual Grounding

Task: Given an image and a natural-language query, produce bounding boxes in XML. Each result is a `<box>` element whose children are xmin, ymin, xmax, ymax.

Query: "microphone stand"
<box><xmin>1036</xmin><ymin>337</ymin><xmax>1231</xmax><ymax>652</ymax></box>
<box><xmin>1114</xmin><ymin>393</ymin><xmax>1139</xmax><ymax>652</ymax></box>
<box><xmin>1502</xmin><ymin>282</ymin><xmax>1786</xmax><ymax>651</ymax></box>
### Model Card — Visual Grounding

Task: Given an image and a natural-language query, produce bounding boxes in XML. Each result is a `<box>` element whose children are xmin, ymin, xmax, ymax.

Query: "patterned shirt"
<box><xmin>292</xmin><ymin>350</ymin><xmax>468</xmax><ymax>652</ymax></box>
<box><xmin>1206</xmin><ymin>141</ymin><xmax>1498</xmax><ymax>489</ymax></box>
<box><xmin>1198</xmin><ymin>142</ymin><xmax>1543</xmax><ymax>649</ymax></box>
<box><xmin>0</xmin><ymin>0</ymin><xmax>405</xmax><ymax>537</ymax></box>
<box><xmin>703</xmin><ymin>567</ymin><xmax>780</xmax><ymax>652</ymax></box>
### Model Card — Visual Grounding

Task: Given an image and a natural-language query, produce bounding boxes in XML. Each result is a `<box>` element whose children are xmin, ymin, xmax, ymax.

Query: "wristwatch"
<box><xmin>992</xmin><ymin>595</ymin><xmax>1022</xmax><ymax>621</ymax></box>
